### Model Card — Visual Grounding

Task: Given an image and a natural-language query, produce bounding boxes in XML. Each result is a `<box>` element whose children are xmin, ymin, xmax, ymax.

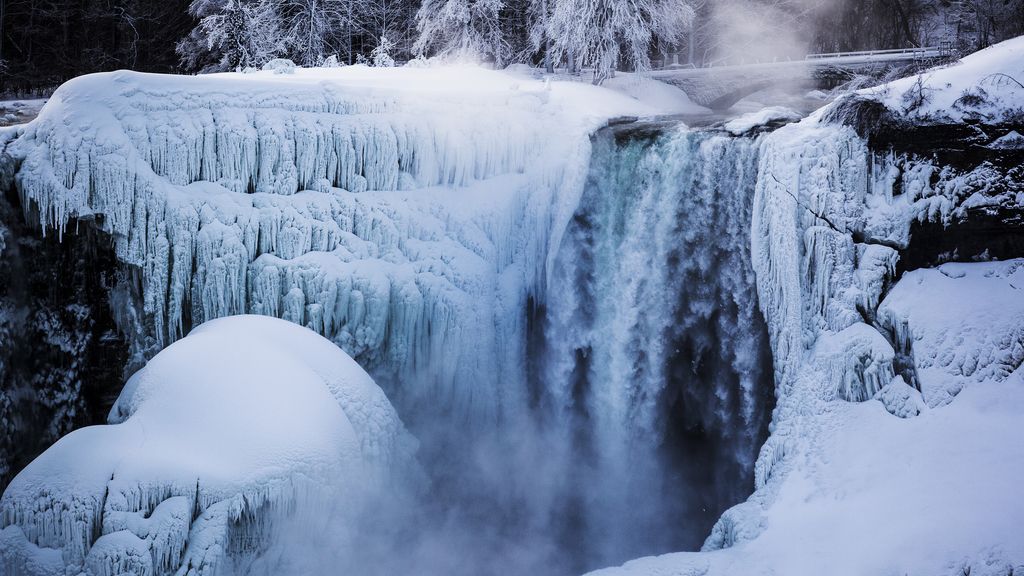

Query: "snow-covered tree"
<box><xmin>178</xmin><ymin>0</ymin><xmax>287</xmax><ymax>71</ymax></box>
<box><xmin>371</xmin><ymin>35</ymin><xmax>396</xmax><ymax>66</ymax></box>
<box><xmin>548</xmin><ymin>0</ymin><xmax>694</xmax><ymax>84</ymax></box>
<box><xmin>413</xmin><ymin>0</ymin><xmax>510</xmax><ymax>66</ymax></box>
<box><xmin>279</xmin><ymin>0</ymin><xmax>350</xmax><ymax>66</ymax></box>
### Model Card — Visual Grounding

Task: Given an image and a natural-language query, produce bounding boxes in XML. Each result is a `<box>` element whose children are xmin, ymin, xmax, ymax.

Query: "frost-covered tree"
<box><xmin>413</xmin><ymin>0</ymin><xmax>510</xmax><ymax>66</ymax></box>
<box><xmin>548</xmin><ymin>0</ymin><xmax>694</xmax><ymax>84</ymax></box>
<box><xmin>371</xmin><ymin>35</ymin><xmax>397</xmax><ymax>66</ymax></box>
<box><xmin>279</xmin><ymin>0</ymin><xmax>350</xmax><ymax>66</ymax></box>
<box><xmin>178</xmin><ymin>0</ymin><xmax>287</xmax><ymax>71</ymax></box>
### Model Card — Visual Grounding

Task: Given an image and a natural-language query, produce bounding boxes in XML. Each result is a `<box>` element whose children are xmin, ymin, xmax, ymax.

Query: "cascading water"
<box><xmin>532</xmin><ymin>121</ymin><xmax>776</xmax><ymax>568</ymax></box>
<box><xmin>345</xmin><ymin>121</ymin><xmax>778</xmax><ymax>576</ymax></box>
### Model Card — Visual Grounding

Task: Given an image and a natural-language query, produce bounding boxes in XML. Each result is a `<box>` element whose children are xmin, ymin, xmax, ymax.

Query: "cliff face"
<box><xmin>0</xmin><ymin>189</ymin><xmax>129</xmax><ymax>488</ymax></box>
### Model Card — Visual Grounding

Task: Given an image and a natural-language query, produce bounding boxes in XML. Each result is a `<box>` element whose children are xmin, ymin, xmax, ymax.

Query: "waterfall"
<box><xmin>2</xmin><ymin>98</ymin><xmax>779</xmax><ymax>574</ymax></box>
<box><xmin>340</xmin><ymin>122</ymin><xmax>778</xmax><ymax>576</ymax></box>
<box><xmin>502</xmin><ymin>121</ymin><xmax>775</xmax><ymax>570</ymax></box>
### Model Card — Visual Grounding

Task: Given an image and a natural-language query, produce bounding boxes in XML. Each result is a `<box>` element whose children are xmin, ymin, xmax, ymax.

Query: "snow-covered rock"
<box><xmin>0</xmin><ymin>315</ymin><xmax>417</xmax><ymax>576</ymax></box>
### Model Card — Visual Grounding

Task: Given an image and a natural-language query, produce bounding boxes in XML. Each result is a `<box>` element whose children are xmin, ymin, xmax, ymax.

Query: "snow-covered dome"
<box><xmin>0</xmin><ymin>315</ymin><xmax>417</xmax><ymax>576</ymax></box>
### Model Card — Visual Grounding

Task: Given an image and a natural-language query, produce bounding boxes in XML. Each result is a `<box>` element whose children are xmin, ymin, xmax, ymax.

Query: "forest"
<box><xmin>0</xmin><ymin>0</ymin><xmax>1022</xmax><ymax>93</ymax></box>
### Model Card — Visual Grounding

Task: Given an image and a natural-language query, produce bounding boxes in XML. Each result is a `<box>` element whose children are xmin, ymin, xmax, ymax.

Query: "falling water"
<box><xmin>534</xmin><ymin>121</ymin><xmax>776</xmax><ymax>568</ymax></box>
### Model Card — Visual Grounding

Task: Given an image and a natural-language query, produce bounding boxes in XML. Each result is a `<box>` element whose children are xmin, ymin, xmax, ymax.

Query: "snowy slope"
<box><xmin>0</xmin><ymin>315</ymin><xmax>417</xmax><ymax>576</ymax></box>
<box><xmin>866</xmin><ymin>35</ymin><xmax>1024</xmax><ymax>122</ymax></box>
<box><xmin>590</xmin><ymin>37</ymin><xmax>1024</xmax><ymax>576</ymax></box>
<box><xmin>0</xmin><ymin>64</ymin><xmax>692</xmax><ymax>427</ymax></box>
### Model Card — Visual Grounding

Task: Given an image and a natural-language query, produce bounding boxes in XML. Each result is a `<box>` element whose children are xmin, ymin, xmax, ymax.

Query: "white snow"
<box><xmin>863</xmin><ymin>35</ymin><xmax>1024</xmax><ymax>122</ymax></box>
<box><xmin>722</xmin><ymin>106</ymin><xmax>801</xmax><ymax>135</ymax></box>
<box><xmin>0</xmin><ymin>315</ymin><xmax>417</xmax><ymax>576</ymax></box>
<box><xmin>879</xmin><ymin>260</ymin><xmax>1024</xmax><ymax>408</ymax></box>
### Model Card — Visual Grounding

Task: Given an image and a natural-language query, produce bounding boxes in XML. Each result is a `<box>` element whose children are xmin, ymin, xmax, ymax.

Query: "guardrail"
<box><xmin>654</xmin><ymin>44</ymin><xmax>954</xmax><ymax>71</ymax></box>
<box><xmin>805</xmin><ymin>47</ymin><xmax>942</xmax><ymax>59</ymax></box>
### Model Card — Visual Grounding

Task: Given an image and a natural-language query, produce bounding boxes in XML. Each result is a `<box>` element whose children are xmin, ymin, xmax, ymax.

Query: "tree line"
<box><xmin>0</xmin><ymin>0</ymin><xmax>1022</xmax><ymax>94</ymax></box>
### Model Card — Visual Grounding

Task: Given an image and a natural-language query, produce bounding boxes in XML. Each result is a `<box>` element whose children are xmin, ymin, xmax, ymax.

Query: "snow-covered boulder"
<box><xmin>261</xmin><ymin>58</ymin><xmax>296</xmax><ymax>74</ymax></box>
<box><xmin>0</xmin><ymin>315</ymin><xmax>417</xmax><ymax>576</ymax></box>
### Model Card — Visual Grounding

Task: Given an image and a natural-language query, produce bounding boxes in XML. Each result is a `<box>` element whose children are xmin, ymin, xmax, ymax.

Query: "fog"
<box><xmin>700</xmin><ymin>0</ymin><xmax>846</xmax><ymax>64</ymax></box>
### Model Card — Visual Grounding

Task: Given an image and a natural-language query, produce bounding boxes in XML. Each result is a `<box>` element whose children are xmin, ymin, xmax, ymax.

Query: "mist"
<box><xmin>246</xmin><ymin>122</ymin><xmax>778</xmax><ymax>576</ymax></box>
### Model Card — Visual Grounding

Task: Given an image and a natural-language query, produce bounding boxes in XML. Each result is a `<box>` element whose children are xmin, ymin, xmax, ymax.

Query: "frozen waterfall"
<box><xmin>1</xmin><ymin>68</ymin><xmax>781</xmax><ymax>576</ymax></box>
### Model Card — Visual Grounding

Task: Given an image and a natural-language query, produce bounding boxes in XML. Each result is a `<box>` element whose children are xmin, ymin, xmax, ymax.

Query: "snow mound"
<box><xmin>879</xmin><ymin>260</ymin><xmax>1024</xmax><ymax>407</ymax></box>
<box><xmin>0</xmin><ymin>315</ymin><xmax>417</xmax><ymax>576</ymax></box>
<box><xmin>722</xmin><ymin>106</ymin><xmax>802</xmax><ymax>135</ymax></box>
<box><xmin>262</xmin><ymin>58</ymin><xmax>296</xmax><ymax>74</ymax></box>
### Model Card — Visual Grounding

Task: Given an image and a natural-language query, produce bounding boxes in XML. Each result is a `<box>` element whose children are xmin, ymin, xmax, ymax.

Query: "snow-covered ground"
<box><xmin>0</xmin><ymin>315</ymin><xmax>418</xmax><ymax>576</ymax></box>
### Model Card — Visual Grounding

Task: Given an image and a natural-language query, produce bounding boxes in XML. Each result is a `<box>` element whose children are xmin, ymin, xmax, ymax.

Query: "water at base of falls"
<box><xmin>344</xmin><ymin>121</ymin><xmax>777</xmax><ymax>576</ymax></box>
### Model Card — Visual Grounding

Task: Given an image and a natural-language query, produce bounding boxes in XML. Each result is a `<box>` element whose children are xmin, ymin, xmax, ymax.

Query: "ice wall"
<box><xmin>1</xmin><ymin>68</ymin><xmax>614</xmax><ymax>428</ymax></box>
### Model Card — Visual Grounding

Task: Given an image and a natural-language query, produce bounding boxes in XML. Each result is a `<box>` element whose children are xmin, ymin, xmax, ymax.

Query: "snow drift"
<box><xmin>0</xmin><ymin>315</ymin><xmax>417</xmax><ymax>576</ymax></box>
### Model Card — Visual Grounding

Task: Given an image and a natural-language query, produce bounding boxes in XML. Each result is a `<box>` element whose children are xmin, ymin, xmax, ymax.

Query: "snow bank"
<box><xmin>866</xmin><ymin>35</ymin><xmax>1024</xmax><ymax>123</ymax></box>
<box><xmin>879</xmin><ymin>260</ymin><xmax>1024</xmax><ymax>408</ymax></box>
<box><xmin>0</xmin><ymin>65</ymin><xmax>686</xmax><ymax>426</ymax></box>
<box><xmin>0</xmin><ymin>315</ymin><xmax>417</xmax><ymax>576</ymax></box>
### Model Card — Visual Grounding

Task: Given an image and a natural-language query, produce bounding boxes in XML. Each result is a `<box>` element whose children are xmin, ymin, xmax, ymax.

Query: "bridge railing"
<box><xmin>805</xmin><ymin>47</ymin><xmax>943</xmax><ymax>60</ymax></box>
<box><xmin>652</xmin><ymin>44</ymin><xmax>955</xmax><ymax>71</ymax></box>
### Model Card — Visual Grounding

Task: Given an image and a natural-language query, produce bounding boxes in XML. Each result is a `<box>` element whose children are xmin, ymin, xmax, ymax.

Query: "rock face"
<box><xmin>0</xmin><ymin>315</ymin><xmax>418</xmax><ymax>576</ymax></box>
<box><xmin>0</xmin><ymin>189</ymin><xmax>129</xmax><ymax>488</ymax></box>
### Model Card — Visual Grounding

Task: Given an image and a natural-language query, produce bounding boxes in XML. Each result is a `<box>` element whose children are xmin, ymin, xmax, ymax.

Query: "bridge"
<box><xmin>650</xmin><ymin>46</ymin><xmax>952</xmax><ymax>110</ymax></box>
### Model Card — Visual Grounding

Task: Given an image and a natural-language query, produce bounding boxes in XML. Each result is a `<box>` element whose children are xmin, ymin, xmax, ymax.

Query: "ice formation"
<box><xmin>0</xmin><ymin>315</ymin><xmax>417</xmax><ymax>576</ymax></box>
<box><xmin>0</xmin><ymin>65</ymin><xmax>674</xmax><ymax>428</ymax></box>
